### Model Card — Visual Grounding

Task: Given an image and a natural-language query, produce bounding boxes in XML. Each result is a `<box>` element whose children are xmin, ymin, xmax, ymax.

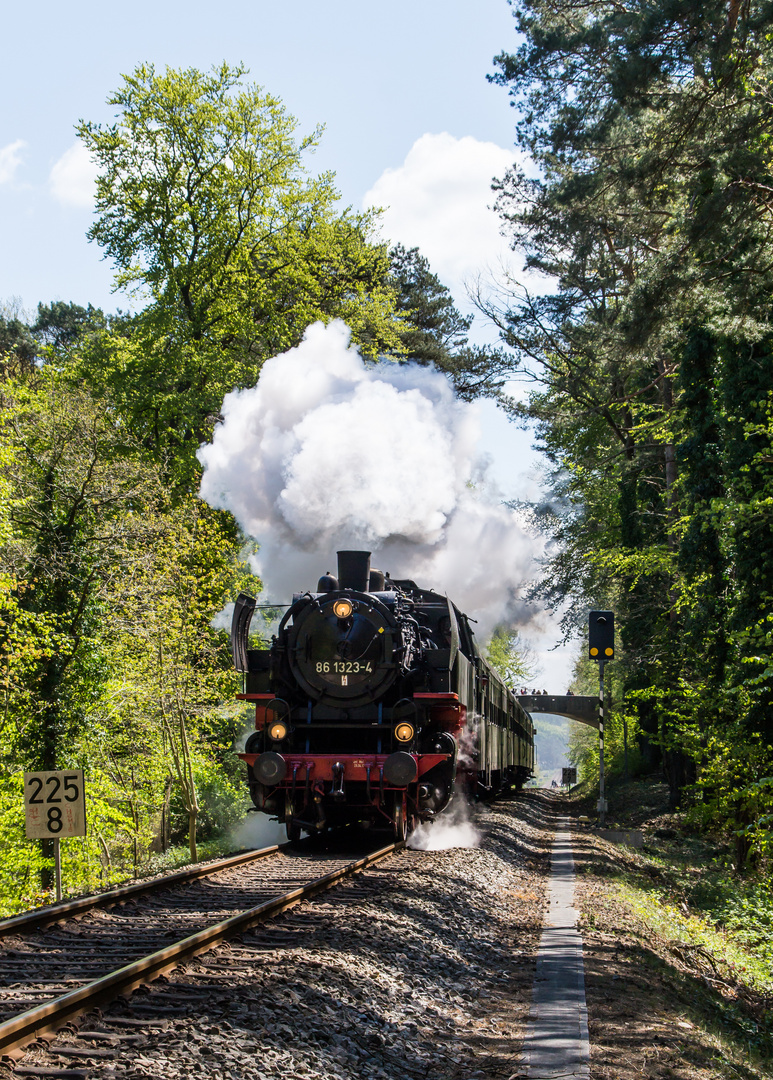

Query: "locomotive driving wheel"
<box><xmin>391</xmin><ymin>794</ymin><xmax>410</xmax><ymax>842</ymax></box>
<box><xmin>285</xmin><ymin>795</ymin><xmax>302</xmax><ymax>843</ymax></box>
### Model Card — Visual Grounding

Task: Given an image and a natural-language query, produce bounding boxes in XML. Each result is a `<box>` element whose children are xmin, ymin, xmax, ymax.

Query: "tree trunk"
<box><xmin>188</xmin><ymin>809</ymin><xmax>197</xmax><ymax>863</ymax></box>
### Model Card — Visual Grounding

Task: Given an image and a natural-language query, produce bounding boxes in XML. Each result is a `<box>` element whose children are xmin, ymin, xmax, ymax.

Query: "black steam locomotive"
<box><xmin>231</xmin><ymin>550</ymin><xmax>535</xmax><ymax>841</ymax></box>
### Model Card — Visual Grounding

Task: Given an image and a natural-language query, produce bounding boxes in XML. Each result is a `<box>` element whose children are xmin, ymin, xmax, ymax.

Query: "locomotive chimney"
<box><xmin>337</xmin><ymin>550</ymin><xmax>371</xmax><ymax>592</ymax></box>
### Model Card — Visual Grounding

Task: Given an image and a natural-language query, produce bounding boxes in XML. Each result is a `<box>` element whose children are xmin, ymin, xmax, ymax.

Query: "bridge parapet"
<box><xmin>519</xmin><ymin>695</ymin><xmax>600</xmax><ymax>729</ymax></box>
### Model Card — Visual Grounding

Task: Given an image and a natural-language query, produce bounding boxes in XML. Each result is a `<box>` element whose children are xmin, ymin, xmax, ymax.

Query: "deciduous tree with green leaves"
<box><xmin>75</xmin><ymin>63</ymin><xmax>403</xmax><ymax>482</ymax></box>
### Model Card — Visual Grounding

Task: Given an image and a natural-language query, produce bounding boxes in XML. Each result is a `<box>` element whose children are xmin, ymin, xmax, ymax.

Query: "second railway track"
<box><xmin>0</xmin><ymin>838</ymin><xmax>403</xmax><ymax>1058</ymax></box>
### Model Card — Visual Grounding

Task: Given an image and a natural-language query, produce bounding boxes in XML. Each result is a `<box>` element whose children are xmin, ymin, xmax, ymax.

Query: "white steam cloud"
<box><xmin>210</xmin><ymin>602</ymin><xmax>235</xmax><ymax>632</ymax></box>
<box><xmin>230</xmin><ymin>812</ymin><xmax>286</xmax><ymax>850</ymax></box>
<box><xmin>407</xmin><ymin>795</ymin><xmax>481</xmax><ymax>851</ymax></box>
<box><xmin>197</xmin><ymin>321</ymin><xmax>541</xmax><ymax>635</ymax></box>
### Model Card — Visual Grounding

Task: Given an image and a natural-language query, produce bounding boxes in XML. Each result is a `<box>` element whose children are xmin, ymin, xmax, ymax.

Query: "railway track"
<box><xmin>0</xmin><ymin>838</ymin><xmax>403</xmax><ymax>1062</ymax></box>
<box><xmin>0</xmin><ymin>841</ymin><xmax>287</xmax><ymax>937</ymax></box>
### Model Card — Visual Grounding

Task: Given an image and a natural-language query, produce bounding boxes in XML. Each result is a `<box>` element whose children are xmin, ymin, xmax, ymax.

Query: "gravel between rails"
<box><xmin>7</xmin><ymin>793</ymin><xmax>554</xmax><ymax>1080</ymax></box>
<box><xmin>0</xmin><ymin>850</ymin><xmax>361</xmax><ymax>1020</ymax></box>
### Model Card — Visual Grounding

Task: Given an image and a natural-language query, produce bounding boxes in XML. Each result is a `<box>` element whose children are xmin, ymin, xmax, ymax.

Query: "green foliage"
<box><xmin>0</xmin><ymin>63</ymin><xmax>510</xmax><ymax>911</ymax></box>
<box><xmin>0</xmin><ymin>63</ymin><xmax>488</xmax><ymax>908</ymax></box>
<box><xmin>74</xmin><ymin>63</ymin><xmax>404</xmax><ymax>482</ymax></box>
<box><xmin>388</xmin><ymin>244</ymin><xmax>516</xmax><ymax>402</ymax></box>
<box><xmin>1</xmin><ymin>368</ymin><xmax>164</xmax><ymax>769</ymax></box>
<box><xmin>0</xmin><ymin>773</ymin><xmax>46</xmax><ymax>909</ymax></box>
<box><xmin>486</xmin><ymin>0</ymin><xmax>773</xmax><ymax>847</ymax></box>
<box><xmin>389</xmin><ymin>244</ymin><xmax>471</xmax><ymax>364</ymax></box>
<box><xmin>484</xmin><ymin>624</ymin><xmax>537</xmax><ymax>687</ymax></box>
<box><xmin>0</xmin><ymin>316</ymin><xmax>37</xmax><ymax>372</ymax></box>
<box><xmin>98</xmin><ymin>496</ymin><xmax>254</xmax><ymax>861</ymax></box>
<box><xmin>0</xmin><ymin>358</ymin><xmax>259</xmax><ymax>906</ymax></box>
<box><xmin>714</xmin><ymin>877</ymin><xmax>773</xmax><ymax>965</ymax></box>
<box><xmin>33</xmin><ymin>302</ymin><xmax>107</xmax><ymax>351</ymax></box>
<box><xmin>79</xmin><ymin>61</ymin><xmax>331</xmax><ymax>311</ymax></box>
<box><xmin>620</xmin><ymin>879</ymin><xmax>773</xmax><ymax>998</ymax></box>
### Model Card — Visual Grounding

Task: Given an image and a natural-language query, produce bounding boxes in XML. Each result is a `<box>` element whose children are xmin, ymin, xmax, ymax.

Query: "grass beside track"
<box><xmin>565</xmin><ymin>778</ymin><xmax>773</xmax><ymax>1078</ymax></box>
<box><xmin>2</xmin><ymin>833</ymin><xmax>252</xmax><ymax>919</ymax></box>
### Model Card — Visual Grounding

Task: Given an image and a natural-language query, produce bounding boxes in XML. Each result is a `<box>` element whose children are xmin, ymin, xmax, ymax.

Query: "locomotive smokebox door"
<box><xmin>588</xmin><ymin>611</ymin><xmax>614</xmax><ymax>659</ymax></box>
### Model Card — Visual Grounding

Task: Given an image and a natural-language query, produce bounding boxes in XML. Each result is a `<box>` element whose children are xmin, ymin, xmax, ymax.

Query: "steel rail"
<box><xmin>0</xmin><ymin>843</ymin><xmax>286</xmax><ymax>937</ymax></box>
<box><xmin>0</xmin><ymin>840</ymin><xmax>402</xmax><ymax>1058</ymax></box>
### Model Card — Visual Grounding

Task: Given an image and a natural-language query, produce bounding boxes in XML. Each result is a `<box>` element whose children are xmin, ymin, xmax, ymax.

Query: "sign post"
<box><xmin>589</xmin><ymin>612</ymin><xmax>614</xmax><ymax>826</ymax></box>
<box><xmin>24</xmin><ymin>770</ymin><xmax>86</xmax><ymax>902</ymax></box>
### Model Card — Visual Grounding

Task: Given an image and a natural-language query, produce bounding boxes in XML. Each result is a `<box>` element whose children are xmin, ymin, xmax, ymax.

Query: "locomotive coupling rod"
<box><xmin>0</xmin><ymin>842</ymin><xmax>403</xmax><ymax>1059</ymax></box>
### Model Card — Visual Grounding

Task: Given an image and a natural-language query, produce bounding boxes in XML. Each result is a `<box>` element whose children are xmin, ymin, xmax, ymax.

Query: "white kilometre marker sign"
<box><xmin>24</xmin><ymin>769</ymin><xmax>86</xmax><ymax>901</ymax></box>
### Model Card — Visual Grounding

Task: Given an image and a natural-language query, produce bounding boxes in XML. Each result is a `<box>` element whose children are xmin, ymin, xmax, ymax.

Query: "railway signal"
<box><xmin>588</xmin><ymin>610</ymin><xmax>614</xmax><ymax>659</ymax></box>
<box><xmin>588</xmin><ymin>612</ymin><xmax>614</xmax><ymax>825</ymax></box>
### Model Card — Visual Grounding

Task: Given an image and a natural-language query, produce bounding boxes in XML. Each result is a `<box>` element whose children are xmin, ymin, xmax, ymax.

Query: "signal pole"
<box><xmin>589</xmin><ymin>611</ymin><xmax>614</xmax><ymax>826</ymax></box>
<box><xmin>598</xmin><ymin>658</ymin><xmax>606</xmax><ymax>826</ymax></box>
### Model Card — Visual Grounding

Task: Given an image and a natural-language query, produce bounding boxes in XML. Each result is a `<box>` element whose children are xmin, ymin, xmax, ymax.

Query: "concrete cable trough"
<box><xmin>519</xmin><ymin>820</ymin><xmax>590</xmax><ymax>1079</ymax></box>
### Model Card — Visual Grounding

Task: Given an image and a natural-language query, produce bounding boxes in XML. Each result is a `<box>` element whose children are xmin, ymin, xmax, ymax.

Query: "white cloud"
<box><xmin>198</xmin><ymin>320</ymin><xmax>543</xmax><ymax>638</ymax></box>
<box><xmin>362</xmin><ymin>132</ymin><xmax>520</xmax><ymax>301</ymax></box>
<box><xmin>0</xmin><ymin>140</ymin><xmax>26</xmax><ymax>184</ymax></box>
<box><xmin>49</xmin><ymin>142</ymin><xmax>98</xmax><ymax>208</ymax></box>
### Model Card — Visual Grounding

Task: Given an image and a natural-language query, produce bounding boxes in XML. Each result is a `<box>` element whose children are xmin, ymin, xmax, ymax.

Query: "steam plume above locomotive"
<box><xmin>197</xmin><ymin>320</ymin><xmax>540</xmax><ymax>633</ymax></box>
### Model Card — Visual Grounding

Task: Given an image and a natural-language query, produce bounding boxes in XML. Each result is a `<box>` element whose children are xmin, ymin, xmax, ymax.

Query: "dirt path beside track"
<box><xmin>572</xmin><ymin>827</ymin><xmax>770</xmax><ymax>1080</ymax></box>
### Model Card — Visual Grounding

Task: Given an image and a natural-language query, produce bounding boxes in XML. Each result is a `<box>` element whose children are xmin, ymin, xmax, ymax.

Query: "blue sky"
<box><xmin>1</xmin><ymin>1</ymin><xmax>574</xmax><ymax>685</ymax></box>
<box><xmin>2</xmin><ymin>0</ymin><xmax>543</xmax><ymax>491</ymax></box>
<box><xmin>1</xmin><ymin>0</ymin><xmax>521</xmax><ymax>315</ymax></box>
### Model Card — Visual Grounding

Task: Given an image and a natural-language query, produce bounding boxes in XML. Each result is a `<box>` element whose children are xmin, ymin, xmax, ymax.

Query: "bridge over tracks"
<box><xmin>519</xmin><ymin>695</ymin><xmax>600</xmax><ymax>729</ymax></box>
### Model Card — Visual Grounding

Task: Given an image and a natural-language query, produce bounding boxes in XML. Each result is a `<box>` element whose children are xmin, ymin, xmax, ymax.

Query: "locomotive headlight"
<box><xmin>268</xmin><ymin>720</ymin><xmax>289</xmax><ymax>742</ymax></box>
<box><xmin>394</xmin><ymin>722</ymin><xmax>415</xmax><ymax>743</ymax></box>
<box><xmin>333</xmin><ymin>598</ymin><xmax>353</xmax><ymax>619</ymax></box>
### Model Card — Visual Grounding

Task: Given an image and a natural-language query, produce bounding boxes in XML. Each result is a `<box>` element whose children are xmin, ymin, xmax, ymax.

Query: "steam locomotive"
<box><xmin>231</xmin><ymin>550</ymin><xmax>535</xmax><ymax>841</ymax></box>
